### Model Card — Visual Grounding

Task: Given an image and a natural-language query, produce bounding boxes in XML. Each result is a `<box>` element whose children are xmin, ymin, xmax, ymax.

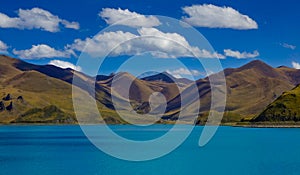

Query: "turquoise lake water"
<box><xmin>0</xmin><ymin>125</ymin><xmax>300</xmax><ymax>175</ymax></box>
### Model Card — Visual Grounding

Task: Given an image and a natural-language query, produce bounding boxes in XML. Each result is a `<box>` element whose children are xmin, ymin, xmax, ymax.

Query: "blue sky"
<box><xmin>0</xmin><ymin>0</ymin><xmax>299</xmax><ymax>79</ymax></box>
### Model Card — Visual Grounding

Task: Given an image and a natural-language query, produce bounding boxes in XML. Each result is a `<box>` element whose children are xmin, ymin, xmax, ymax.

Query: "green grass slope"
<box><xmin>253</xmin><ymin>85</ymin><xmax>300</xmax><ymax>122</ymax></box>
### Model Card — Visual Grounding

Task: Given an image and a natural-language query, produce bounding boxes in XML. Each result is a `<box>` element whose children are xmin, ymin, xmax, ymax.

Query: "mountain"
<box><xmin>252</xmin><ymin>84</ymin><xmax>300</xmax><ymax>122</ymax></box>
<box><xmin>276</xmin><ymin>66</ymin><xmax>300</xmax><ymax>85</ymax></box>
<box><xmin>97</xmin><ymin>72</ymin><xmax>181</xmax><ymax>115</ymax></box>
<box><xmin>0</xmin><ymin>55</ymin><xmax>123</xmax><ymax>124</ymax></box>
<box><xmin>222</xmin><ymin>60</ymin><xmax>296</xmax><ymax>116</ymax></box>
<box><xmin>0</xmin><ymin>55</ymin><xmax>181</xmax><ymax>124</ymax></box>
<box><xmin>165</xmin><ymin>60</ymin><xmax>300</xmax><ymax>123</ymax></box>
<box><xmin>2</xmin><ymin>55</ymin><xmax>300</xmax><ymax>125</ymax></box>
<box><xmin>141</xmin><ymin>71</ymin><xmax>192</xmax><ymax>85</ymax></box>
<box><xmin>137</xmin><ymin>71</ymin><xmax>161</xmax><ymax>79</ymax></box>
<box><xmin>96</xmin><ymin>74</ymin><xmax>114</xmax><ymax>82</ymax></box>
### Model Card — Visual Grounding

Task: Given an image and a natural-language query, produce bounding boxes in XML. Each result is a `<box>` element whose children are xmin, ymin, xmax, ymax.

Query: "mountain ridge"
<box><xmin>1</xmin><ymin>55</ymin><xmax>300</xmax><ymax>125</ymax></box>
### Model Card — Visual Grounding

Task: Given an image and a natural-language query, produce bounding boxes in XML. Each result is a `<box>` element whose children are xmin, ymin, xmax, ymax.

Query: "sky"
<box><xmin>0</xmin><ymin>0</ymin><xmax>299</xmax><ymax>79</ymax></box>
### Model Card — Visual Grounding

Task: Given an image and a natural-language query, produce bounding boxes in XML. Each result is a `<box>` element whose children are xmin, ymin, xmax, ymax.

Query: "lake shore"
<box><xmin>224</xmin><ymin>122</ymin><xmax>300</xmax><ymax>128</ymax></box>
<box><xmin>233</xmin><ymin>124</ymin><xmax>300</xmax><ymax>128</ymax></box>
<box><xmin>2</xmin><ymin>122</ymin><xmax>300</xmax><ymax>128</ymax></box>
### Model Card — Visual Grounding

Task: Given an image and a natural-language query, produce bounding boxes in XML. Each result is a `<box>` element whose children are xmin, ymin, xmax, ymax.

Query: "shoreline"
<box><xmin>232</xmin><ymin>124</ymin><xmax>300</xmax><ymax>128</ymax></box>
<box><xmin>230</xmin><ymin>121</ymin><xmax>300</xmax><ymax>128</ymax></box>
<box><xmin>2</xmin><ymin>122</ymin><xmax>300</xmax><ymax>128</ymax></box>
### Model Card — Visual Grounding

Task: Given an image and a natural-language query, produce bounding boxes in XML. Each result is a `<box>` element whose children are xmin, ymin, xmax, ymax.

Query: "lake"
<box><xmin>0</xmin><ymin>125</ymin><xmax>300</xmax><ymax>175</ymax></box>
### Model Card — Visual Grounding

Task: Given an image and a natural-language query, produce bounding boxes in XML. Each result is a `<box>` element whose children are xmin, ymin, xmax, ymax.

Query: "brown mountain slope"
<box><xmin>2</xmin><ymin>55</ymin><xmax>300</xmax><ymax>125</ymax></box>
<box><xmin>98</xmin><ymin>72</ymin><xmax>180</xmax><ymax>103</ymax></box>
<box><xmin>141</xmin><ymin>72</ymin><xmax>192</xmax><ymax>86</ymax></box>
<box><xmin>166</xmin><ymin>60</ymin><xmax>300</xmax><ymax>123</ymax></box>
<box><xmin>223</xmin><ymin>60</ymin><xmax>294</xmax><ymax>116</ymax></box>
<box><xmin>0</xmin><ymin>55</ymin><xmax>180</xmax><ymax>124</ymax></box>
<box><xmin>100</xmin><ymin>72</ymin><xmax>155</xmax><ymax>103</ymax></box>
<box><xmin>0</xmin><ymin>55</ymin><xmax>23</xmax><ymax>81</ymax></box>
<box><xmin>0</xmin><ymin>55</ymin><xmax>124</xmax><ymax>124</ymax></box>
<box><xmin>276</xmin><ymin>66</ymin><xmax>300</xmax><ymax>85</ymax></box>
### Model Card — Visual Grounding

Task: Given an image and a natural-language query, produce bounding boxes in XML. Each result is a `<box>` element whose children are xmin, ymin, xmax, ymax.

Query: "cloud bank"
<box><xmin>167</xmin><ymin>68</ymin><xmax>201</xmax><ymax>78</ymax></box>
<box><xmin>69</xmin><ymin>27</ymin><xmax>223</xmax><ymax>59</ymax></box>
<box><xmin>224</xmin><ymin>49</ymin><xmax>259</xmax><ymax>59</ymax></box>
<box><xmin>0</xmin><ymin>40</ymin><xmax>8</xmax><ymax>53</ymax></box>
<box><xmin>13</xmin><ymin>44</ymin><xmax>73</xmax><ymax>59</ymax></box>
<box><xmin>49</xmin><ymin>60</ymin><xmax>82</xmax><ymax>71</ymax></box>
<box><xmin>99</xmin><ymin>8</ymin><xmax>161</xmax><ymax>28</ymax></box>
<box><xmin>0</xmin><ymin>7</ymin><xmax>79</xmax><ymax>32</ymax></box>
<box><xmin>182</xmin><ymin>4</ymin><xmax>258</xmax><ymax>30</ymax></box>
<box><xmin>292</xmin><ymin>61</ymin><xmax>300</xmax><ymax>69</ymax></box>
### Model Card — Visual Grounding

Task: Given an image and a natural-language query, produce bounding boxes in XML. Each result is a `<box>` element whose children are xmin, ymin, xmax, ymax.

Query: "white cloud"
<box><xmin>195</xmin><ymin>49</ymin><xmax>225</xmax><ymax>59</ymax></box>
<box><xmin>182</xmin><ymin>4</ymin><xmax>258</xmax><ymax>30</ymax></box>
<box><xmin>99</xmin><ymin>8</ymin><xmax>161</xmax><ymax>28</ymax></box>
<box><xmin>69</xmin><ymin>30</ymin><xmax>137</xmax><ymax>57</ymax></box>
<box><xmin>281</xmin><ymin>43</ymin><xmax>296</xmax><ymax>50</ymax></box>
<box><xmin>292</xmin><ymin>61</ymin><xmax>300</xmax><ymax>69</ymax></box>
<box><xmin>224</xmin><ymin>49</ymin><xmax>259</xmax><ymax>59</ymax></box>
<box><xmin>0</xmin><ymin>40</ymin><xmax>8</xmax><ymax>53</ymax></box>
<box><xmin>61</xmin><ymin>20</ymin><xmax>80</xmax><ymax>30</ymax></box>
<box><xmin>69</xmin><ymin>27</ymin><xmax>223</xmax><ymax>59</ymax></box>
<box><xmin>48</xmin><ymin>60</ymin><xmax>82</xmax><ymax>71</ymax></box>
<box><xmin>167</xmin><ymin>68</ymin><xmax>201</xmax><ymax>78</ymax></box>
<box><xmin>13</xmin><ymin>44</ymin><xmax>72</xmax><ymax>59</ymax></box>
<box><xmin>0</xmin><ymin>8</ymin><xmax>79</xmax><ymax>32</ymax></box>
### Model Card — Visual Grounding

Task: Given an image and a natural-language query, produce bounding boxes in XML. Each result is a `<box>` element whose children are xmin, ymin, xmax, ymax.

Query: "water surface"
<box><xmin>0</xmin><ymin>125</ymin><xmax>300</xmax><ymax>175</ymax></box>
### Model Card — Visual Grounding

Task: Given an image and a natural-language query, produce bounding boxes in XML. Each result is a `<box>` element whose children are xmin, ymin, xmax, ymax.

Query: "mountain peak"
<box><xmin>237</xmin><ymin>59</ymin><xmax>282</xmax><ymax>78</ymax></box>
<box><xmin>0</xmin><ymin>55</ymin><xmax>21</xmax><ymax>64</ymax></box>
<box><xmin>114</xmin><ymin>72</ymin><xmax>135</xmax><ymax>78</ymax></box>
<box><xmin>137</xmin><ymin>71</ymin><xmax>161</xmax><ymax>79</ymax></box>
<box><xmin>141</xmin><ymin>71</ymin><xmax>176</xmax><ymax>83</ymax></box>
<box><xmin>277</xmin><ymin>65</ymin><xmax>290</xmax><ymax>69</ymax></box>
<box><xmin>240</xmin><ymin>60</ymin><xmax>271</xmax><ymax>69</ymax></box>
<box><xmin>224</xmin><ymin>60</ymin><xmax>274</xmax><ymax>77</ymax></box>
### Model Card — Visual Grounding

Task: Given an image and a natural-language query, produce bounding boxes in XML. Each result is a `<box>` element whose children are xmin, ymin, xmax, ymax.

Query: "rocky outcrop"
<box><xmin>2</xmin><ymin>94</ymin><xmax>11</xmax><ymax>101</ymax></box>
<box><xmin>6</xmin><ymin>102</ymin><xmax>13</xmax><ymax>111</ymax></box>
<box><xmin>0</xmin><ymin>101</ymin><xmax>5</xmax><ymax>111</ymax></box>
<box><xmin>17</xmin><ymin>96</ymin><xmax>24</xmax><ymax>102</ymax></box>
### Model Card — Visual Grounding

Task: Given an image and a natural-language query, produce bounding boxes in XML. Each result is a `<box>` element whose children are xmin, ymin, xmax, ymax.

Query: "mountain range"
<box><xmin>1</xmin><ymin>54</ymin><xmax>300</xmax><ymax>125</ymax></box>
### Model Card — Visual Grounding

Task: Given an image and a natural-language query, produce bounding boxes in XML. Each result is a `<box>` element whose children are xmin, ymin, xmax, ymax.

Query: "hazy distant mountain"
<box><xmin>141</xmin><ymin>71</ymin><xmax>192</xmax><ymax>86</ymax></box>
<box><xmin>137</xmin><ymin>71</ymin><xmax>161</xmax><ymax>79</ymax></box>
<box><xmin>96</xmin><ymin>74</ymin><xmax>114</xmax><ymax>82</ymax></box>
